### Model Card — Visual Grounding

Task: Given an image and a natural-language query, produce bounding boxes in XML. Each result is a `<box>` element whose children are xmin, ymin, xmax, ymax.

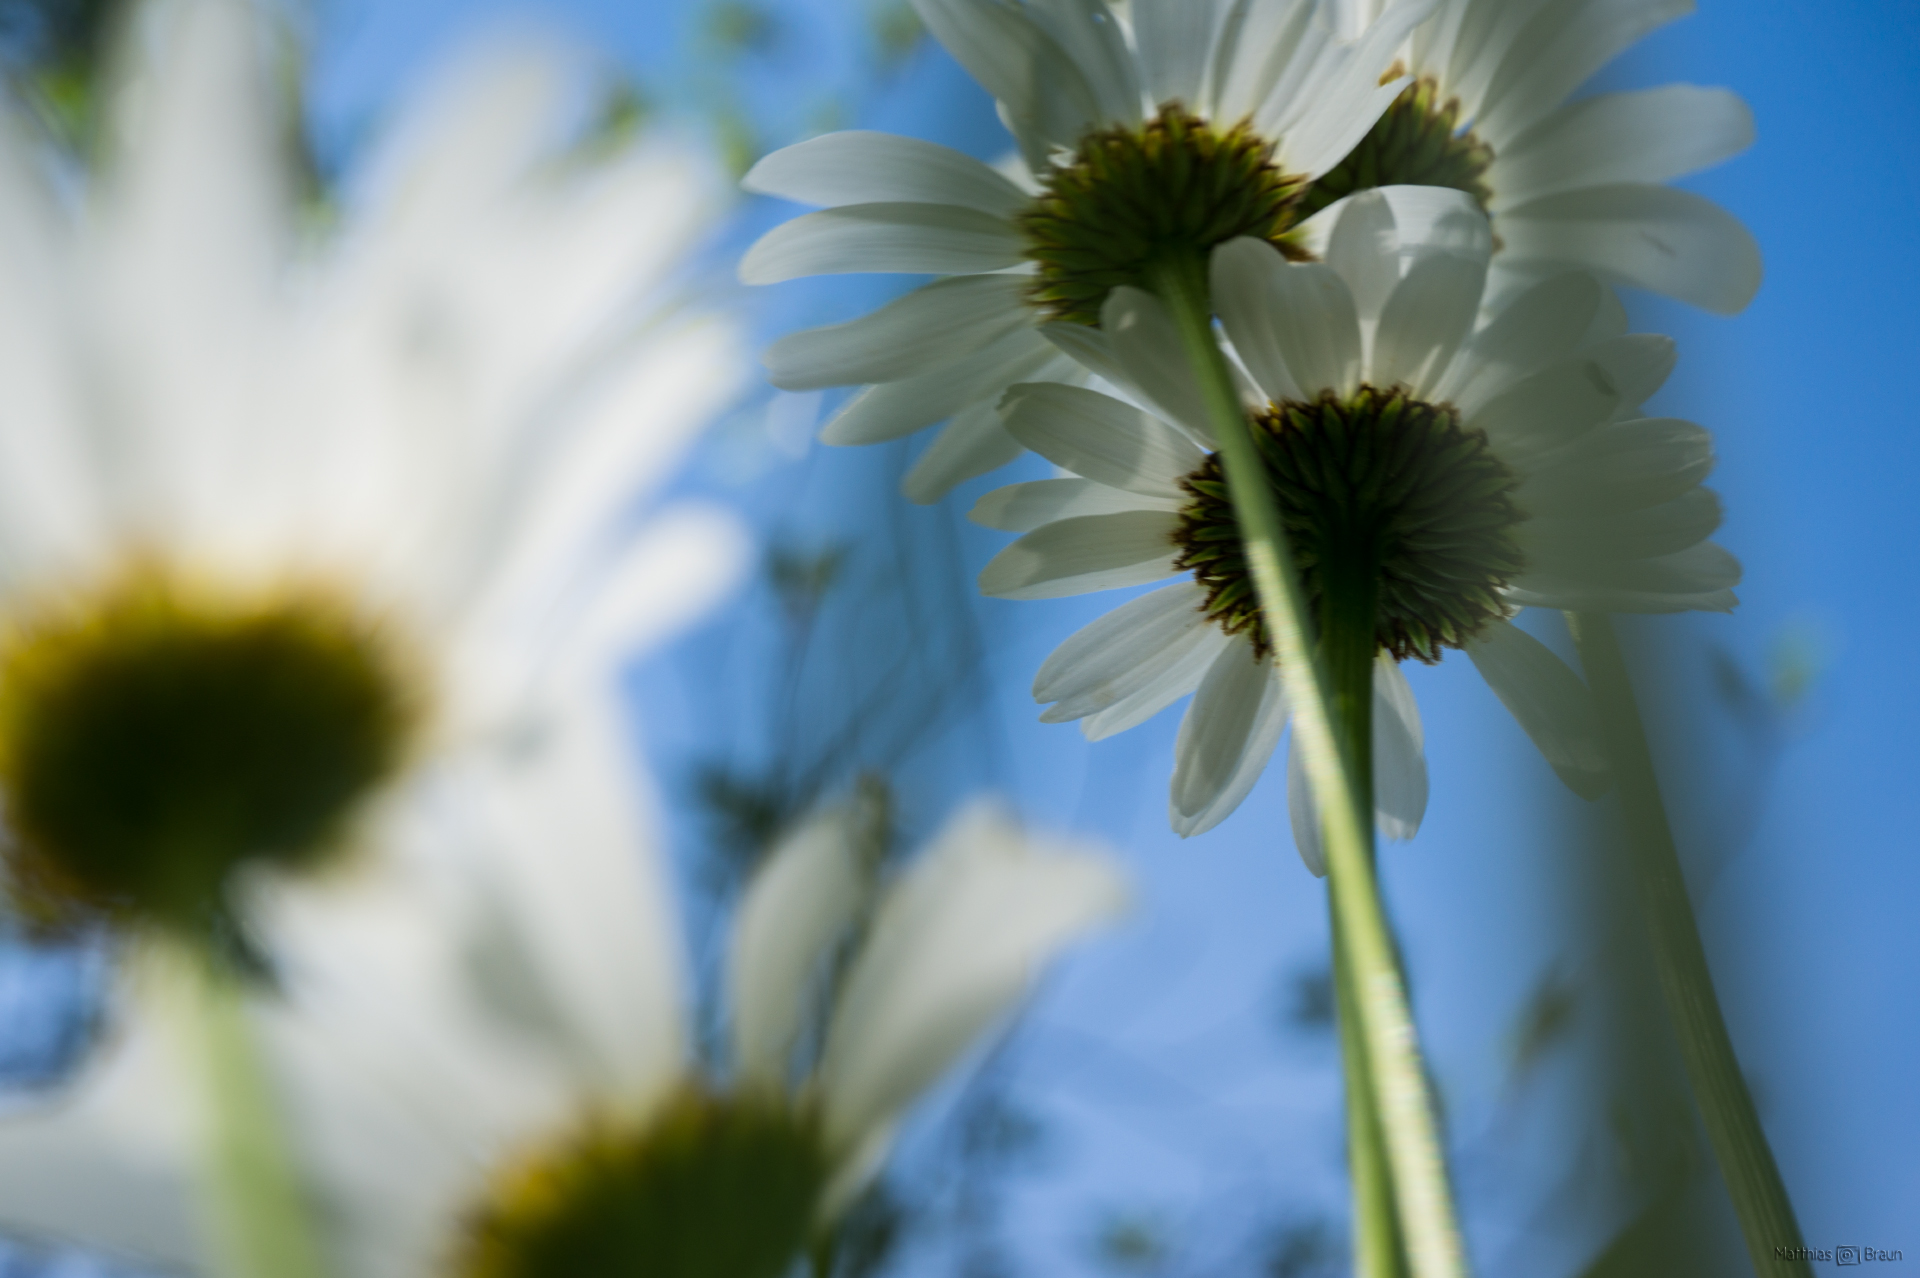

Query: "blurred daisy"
<box><xmin>0</xmin><ymin>0</ymin><xmax>747</xmax><ymax>950</ymax></box>
<box><xmin>1310</xmin><ymin>0</ymin><xmax>1760</xmax><ymax>313</ymax></box>
<box><xmin>972</xmin><ymin>191</ymin><xmax>1736</xmax><ymax>858</ymax></box>
<box><xmin>739</xmin><ymin>0</ymin><xmax>1430</xmax><ymax>500</ymax></box>
<box><xmin>0</xmin><ymin>697</ymin><xmax>1126</xmax><ymax>1275</ymax></box>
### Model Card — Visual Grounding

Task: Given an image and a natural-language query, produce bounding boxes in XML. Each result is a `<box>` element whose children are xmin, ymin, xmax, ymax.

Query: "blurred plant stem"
<box><xmin>1334</xmin><ymin>910</ymin><xmax>1407</xmax><ymax>1278</ymax></box>
<box><xmin>1567</xmin><ymin>611</ymin><xmax>1809</xmax><ymax>1277</ymax></box>
<box><xmin>168</xmin><ymin>943</ymin><xmax>330</xmax><ymax>1278</ymax></box>
<box><xmin>1149</xmin><ymin>249</ymin><xmax>1467</xmax><ymax>1278</ymax></box>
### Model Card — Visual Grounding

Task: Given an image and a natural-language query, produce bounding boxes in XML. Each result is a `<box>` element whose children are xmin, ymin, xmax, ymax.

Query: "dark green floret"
<box><xmin>458</xmin><ymin>1090</ymin><xmax>831</xmax><ymax>1278</ymax></box>
<box><xmin>0</xmin><ymin>574</ymin><xmax>416</xmax><ymax>939</ymax></box>
<box><xmin>1173</xmin><ymin>387</ymin><xmax>1525</xmax><ymax>663</ymax></box>
<box><xmin>1297</xmin><ymin>77</ymin><xmax>1496</xmax><ymax>223</ymax></box>
<box><xmin>1021</xmin><ymin>104</ymin><xmax>1310</xmax><ymax>326</ymax></box>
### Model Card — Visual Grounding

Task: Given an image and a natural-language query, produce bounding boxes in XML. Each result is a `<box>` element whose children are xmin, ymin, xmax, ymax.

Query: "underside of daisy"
<box><xmin>456</xmin><ymin>1090</ymin><xmax>830</xmax><ymax>1278</ymax></box>
<box><xmin>1297</xmin><ymin>76</ymin><xmax>1495</xmax><ymax>222</ymax></box>
<box><xmin>1173</xmin><ymin>386</ymin><xmax>1524</xmax><ymax>662</ymax></box>
<box><xmin>1021</xmin><ymin>104</ymin><xmax>1310</xmax><ymax>326</ymax></box>
<box><xmin>0</xmin><ymin>570</ymin><xmax>418</xmax><ymax>939</ymax></box>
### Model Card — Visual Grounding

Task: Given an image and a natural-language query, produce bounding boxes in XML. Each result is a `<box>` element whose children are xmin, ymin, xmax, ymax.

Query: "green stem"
<box><xmin>170</xmin><ymin>943</ymin><xmax>331</xmax><ymax>1278</ymax></box>
<box><xmin>1145</xmin><ymin>251</ymin><xmax>1467</xmax><ymax>1278</ymax></box>
<box><xmin>1335</xmin><ymin>909</ymin><xmax>1407</xmax><ymax>1278</ymax></box>
<box><xmin>1566</xmin><ymin>612</ymin><xmax>1810</xmax><ymax>1277</ymax></box>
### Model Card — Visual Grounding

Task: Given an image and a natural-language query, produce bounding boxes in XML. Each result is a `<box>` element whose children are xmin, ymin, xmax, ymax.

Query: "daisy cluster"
<box><xmin>747</xmin><ymin>0</ymin><xmax>1753</xmax><ymax>859</ymax></box>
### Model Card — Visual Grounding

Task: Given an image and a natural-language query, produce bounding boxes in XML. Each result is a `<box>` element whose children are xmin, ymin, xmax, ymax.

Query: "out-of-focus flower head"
<box><xmin>0</xmin><ymin>698</ymin><xmax>1126</xmax><ymax>1275</ymax></box>
<box><xmin>0</xmin><ymin>0</ymin><xmax>748</xmax><ymax>952</ymax></box>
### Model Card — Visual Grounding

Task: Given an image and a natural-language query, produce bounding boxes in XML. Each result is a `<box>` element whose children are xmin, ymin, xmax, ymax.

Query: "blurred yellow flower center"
<box><xmin>457</xmin><ymin>1090</ymin><xmax>831</xmax><ymax>1278</ymax></box>
<box><xmin>1297</xmin><ymin>77</ymin><xmax>1495</xmax><ymax>222</ymax></box>
<box><xmin>0</xmin><ymin>570</ymin><xmax>418</xmax><ymax>938</ymax></box>
<box><xmin>1173</xmin><ymin>386</ymin><xmax>1525</xmax><ymax>662</ymax></box>
<box><xmin>1020</xmin><ymin>104</ymin><xmax>1310</xmax><ymax>326</ymax></box>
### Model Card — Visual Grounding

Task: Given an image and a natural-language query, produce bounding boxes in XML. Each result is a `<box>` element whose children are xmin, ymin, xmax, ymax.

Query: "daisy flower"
<box><xmin>972</xmin><ymin>190</ymin><xmax>1736</xmax><ymax>859</ymax></box>
<box><xmin>0</xmin><ymin>0</ymin><xmax>747</xmax><ymax>950</ymax></box>
<box><xmin>739</xmin><ymin>0</ymin><xmax>1433</xmax><ymax>500</ymax></box>
<box><xmin>1309</xmin><ymin>0</ymin><xmax>1760</xmax><ymax>313</ymax></box>
<box><xmin>0</xmin><ymin>706</ymin><xmax>1126</xmax><ymax>1276</ymax></box>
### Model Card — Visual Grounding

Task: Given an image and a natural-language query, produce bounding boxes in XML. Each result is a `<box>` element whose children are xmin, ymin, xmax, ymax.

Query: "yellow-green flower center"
<box><xmin>1020</xmin><ymin>104</ymin><xmax>1310</xmax><ymax>326</ymax></box>
<box><xmin>0</xmin><ymin>571</ymin><xmax>417</xmax><ymax>938</ymax></box>
<box><xmin>457</xmin><ymin>1091</ymin><xmax>832</xmax><ymax>1278</ymax></box>
<box><xmin>1173</xmin><ymin>387</ymin><xmax>1525</xmax><ymax>662</ymax></box>
<box><xmin>1297</xmin><ymin>77</ymin><xmax>1495</xmax><ymax>223</ymax></box>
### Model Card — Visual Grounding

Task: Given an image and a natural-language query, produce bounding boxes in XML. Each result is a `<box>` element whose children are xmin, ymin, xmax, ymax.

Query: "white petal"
<box><xmin>902</xmin><ymin>398</ymin><xmax>1028</xmax><ymax>502</ymax></box>
<box><xmin>1583</xmin><ymin>333</ymin><xmax>1676</xmax><ymax>411</ymax></box>
<box><xmin>1448</xmin><ymin>273</ymin><xmax>1605</xmax><ymax>409</ymax></box>
<box><xmin>1039</xmin><ymin>321</ymin><xmax>1214</xmax><ymax>449</ymax></box>
<box><xmin>0</xmin><ymin>984</ymin><xmax>204</xmax><ymax>1268</ymax></box>
<box><xmin>1323</xmin><ymin>191</ymin><xmax>1403</xmax><ymax>324</ymax></box>
<box><xmin>1370</xmin><ymin>250</ymin><xmax>1486</xmax><ymax>397</ymax></box>
<box><xmin>1517</xmin><ymin>540</ymin><xmax>1741</xmax><ymax>597</ymax></box>
<box><xmin>977</xmin><ymin>510</ymin><xmax>1182</xmax><ymax>599</ymax></box>
<box><xmin>1212</xmin><ymin>238</ymin><xmax>1306</xmax><ymax>404</ymax></box>
<box><xmin>739</xmin><ymin>203</ymin><xmax>1024</xmax><ymax>284</ymax></box>
<box><xmin>1244</xmin><ymin>261</ymin><xmax>1362</xmax><ymax>397</ymax></box>
<box><xmin>742</xmin><ymin>131</ymin><xmax>1030</xmax><ymax>217</ymax></box>
<box><xmin>1024</xmin><ymin>0</ymin><xmax>1142</xmax><ymax>126</ymax></box>
<box><xmin>1496</xmin><ymin>184</ymin><xmax>1762</xmax><ymax>315</ymax></box>
<box><xmin>913</xmin><ymin>0</ymin><xmax>1102</xmax><ymax>158</ymax></box>
<box><xmin>1372</xmin><ymin>657</ymin><xmax>1428</xmax><ymax>841</ymax></box>
<box><xmin>999</xmin><ymin>382</ymin><xmax>1203</xmax><ymax>497</ymax></box>
<box><xmin>1518</xmin><ymin>417</ymin><xmax>1715</xmax><ymax>514</ymax></box>
<box><xmin>1475</xmin><ymin>0</ymin><xmax>1693</xmax><ymax>150</ymax></box>
<box><xmin>1170</xmin><ymin>640</ymin><xmax>1289</xmax><ymax>836</ymax></box>
<box><xmin>1080</xmin><ymin>625</ymin><xmax>1229</xmax><ymax>740</ymax></box>
<box><xmin>764</xmin><ymin>276</ymin><xmax>1031</xmax><ymax>390</ymax></box>
<box><xmin>970</xmin><ymin>477</ymin><xmax>1181</xmax><ymax>532</ymax></box>
<box><xmin>1520</xmin><ymin>488</ymin><xmax>1722</xmax><ymax>565</ymax></box>
<box><xmin>1464</xmin><ymin>619</ymin><xmax>1612</xmax><ymax>798</ymax></box>
<box><xmin>1100</xmin><ymin>287</ymin><xmax>1216</xmax><ymax>440</ymax></box>
<box><xmin>1286</xmin><ymin>738</ymin><xmax>1325</xmax><ymax>876</ymax></box>
<box><xmin>1033</xmin><ymin>581</ymin><xmax>1215</xmax><ymax>722</ymax></box>
<box><xmin>1134</xmin><ymin>0</ymin><xmax>1225</xmax><ymax>103</ymax></box>
<box><xmin>468</xmin><ymin>688</ymin><xmax>686</xmax><ymax>1107</ymax></box>
<box><xmin>1493</xmin><ymin>86</ymin><xmax>1755</xmax><ymax>206</ymax></box>
<box><xmin>817</xmin><ymin>801</ymin><xmax>1127</xmax><ymax>1147</ymax></box>
<box><xmin>731</xmin><ymin>808</ymin><xmax>867</xmax><ymax>1086</ymax></box>
<box><xmin>822</xmin><ymin>328</ymin><xmax>1058</xmax><ymax>446</ymax></box>
<box><xmin>1469</xmin><ymin>359</ymin><xmax>1619</xmax><ymax>461</ymax></box>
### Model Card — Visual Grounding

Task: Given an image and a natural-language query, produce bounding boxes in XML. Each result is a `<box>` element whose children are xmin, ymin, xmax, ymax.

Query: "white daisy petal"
<box><xmin>1246</xmin><ymin>260</ymin><xmax>1363</xmax><ymax>397</ymax></box>
<box><xmin>1517</xmin><ymin>540</ymin><xmax>1741</xmax><ymax>599</ymax></box>
<box><xmin>1496</xmin><ymin>184</ymin><xmax>1763</xmax><ymax>315</ymax></box>
<box><xmin>1026</xmin><ymin>0</ymin><xmax>1142</xmax><ymax>126</ymax></box>
<box><xmin>742</xmin><ymin>131</ymin><xmax>1030</xmax><ymax>217</ymax></box>
<box><xmin>970</xmin><ymin>477</ymin><xmax>1181</xmax><ymax>532</ymax></box>
<box><xmin>1494</xmin><ymin>85</ymin><xmax>1755</xmax><ymax>206</ymax></box>
<box><xmin>739</xmin><ymin>203</ymin><xmax>1025</xmax><ymax>284</ymax></box>
<box><xmin>1170</xmin><ymin>640</ymin><xmax>1288</xmax><ymax>836</ymax></box>
<box><xmin>731</xmin><ymin>809</ymin><xmax>866</xmax><ymax>1087</ymax></box>
<box><xmin>1583</xmin><ymin>333</ymin><xmax>1677</xmax><ymax>411</ymax></box>
<box><xmin>912</xmin><ymin>0</ymin><xmax>1102</xmax><ymax>159</ymax></box>
<box><xmin>1520</xmin><ymin>488</ymin><xmax>1722</xmax><ymax>566</ymax></box>
<box><xmin>1370</xmin><ymin>249</ymin><xmax>1487</xmax><ymax>397</ymax></box>
<box><xmin>1373</xmin><ymin>657</ymin><xmax>1429</xmax><ymax>841</ymax></box>
<box><xmin>1449</xmin><ymin>272</ymin><xmax>1605</xmax><ymax>409</ymax></box>
<box><xmin>977</xmin><ymin>510</ymin><xmax>1182</xmax><ymax>600</ymax></box>
<box><xmin>1033</xmin><ymin>580</ymin><xmax>1214</xmax><ymax>721</ymax></box>
<box><xmin>1133</xmin><ymin>0</ymin><xmax>1225</xmax><ymax>104</ymax></box>
<box><xmin>764</xmin><ymin>276</ymin><xmax>1031</xmax><ymax>390</ymax></box>
<box><xmin>818</xmin><ymin>800</ymin><xmax>1127</xmax><ymax>1148</ymax></box>
<box><xmin>1322</xmin><ymin>191</ymin><xmax>1403</xmax><ymax>325</ymax></box>
<box><xmin>0</xmin><ymin>992</ymin><xmax>204</xmax><ymax>1269</ymax></box>
<box><xmin>1464</xmin><ymin>619</ymin><xmax>1612</xmax><ymax>799</ymax></box>
<box><xmin>1080</xmin><ymin>625</ymin><xmax>1229</xmax><ymax>740</ymax></box>
<box><xmin>822</xmin><ymin>328</ymin><xmax>1058</xmax><ymax>447</ymax></box>
<box><xmin>1476</xmin><ymin>0</ymin><xmax>1693</xmax><ymax>150</ymax></box>
<box><xmin>1518</xmin><ymin>417</ymin><xmax>1715</xmax><ymax>514</ymax></box>
<box><xmin>1037</xmin><ymin>321</ymin><xmax>1214</xmax><ymax>450</ymax></box>
<box><xmin>1212</xmin><ymin>237</ymin><xmax>1307</xmax><ymax>404</ymax></box>
<box><xmin>1099</xmin><ymin>287</ymin><xmax>1216</xmax><ymax>440</ymax></box>
<box><xmin>999</xmin><ymin>382</ymin><xmax>1204</xmax><ymax>497</ymax></box>
<box><xmin>902</xmin><ymin>398</ymin><xmax>1028</xmax><ymax>502</ymax></box>
<box><xmin>1286</xmin><ymin>737</ymin><xmax>1325</xmax><ymax>876</ymax></box>
<box><xmin>1470</xmin><ymin>359</ymin><xmax>1619</xmax><ymax>460</ymax></box>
